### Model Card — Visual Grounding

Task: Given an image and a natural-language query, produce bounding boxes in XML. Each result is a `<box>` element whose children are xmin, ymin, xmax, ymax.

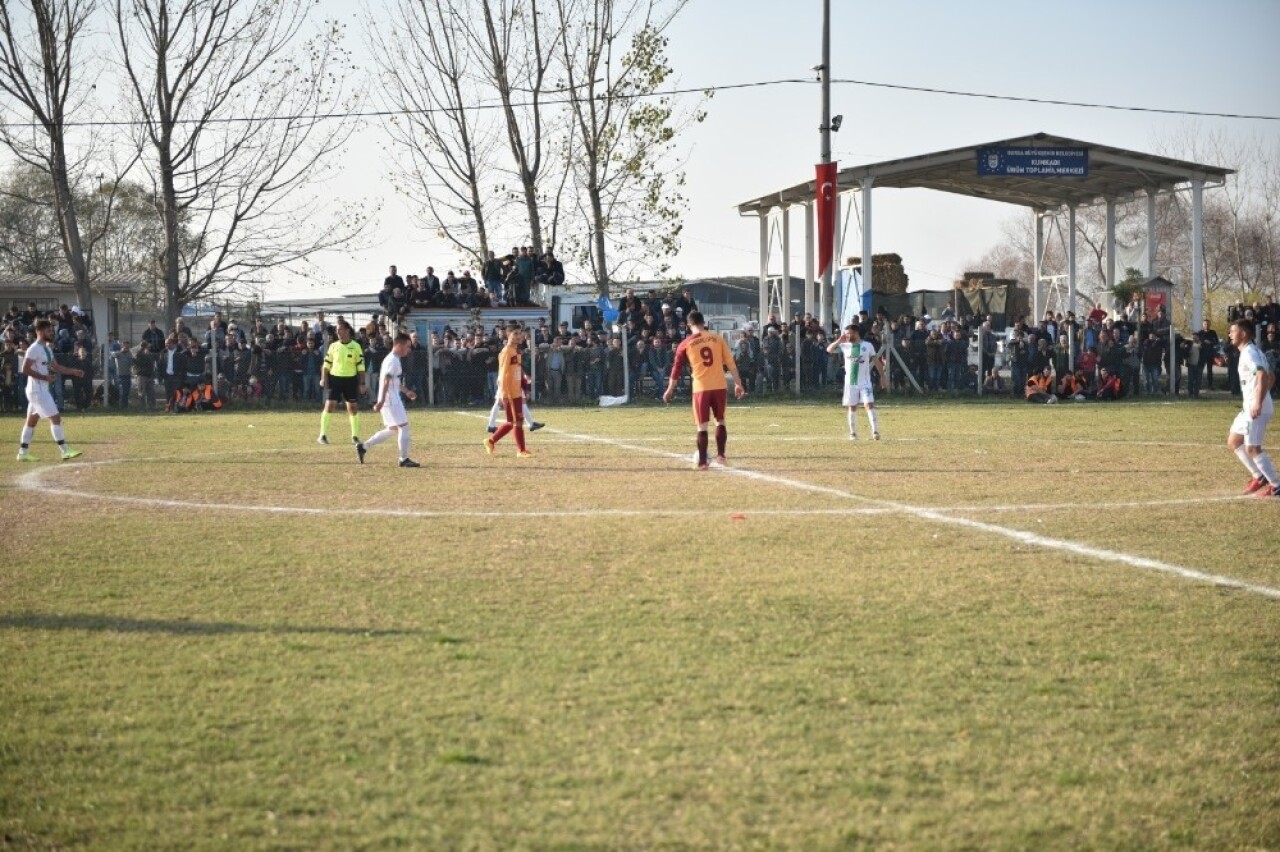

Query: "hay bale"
<box><xmin>850</xmin><ymin>254</ymin><xmax>910</xmax><ymax>294</ymax></box>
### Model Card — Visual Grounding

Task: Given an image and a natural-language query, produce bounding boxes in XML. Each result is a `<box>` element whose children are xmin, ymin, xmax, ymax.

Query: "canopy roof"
<box><xmin>737</xmin><ymin>132</ymin><xmax>1233</xmax><ymax>214</ymax></box>
<box><xmin>0</xmin><ymin>274</ymin><xmax>140</xmax><ymax>295</ymax></box>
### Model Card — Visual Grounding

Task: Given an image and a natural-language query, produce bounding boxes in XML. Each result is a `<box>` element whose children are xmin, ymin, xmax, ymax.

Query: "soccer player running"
<box><xmin>318</xmin><ymin>321</ymin><xmax>365</xmax><ymax>445</ymax></box>
<box><xmin>1227</xmin><ymin>318</ymin><xmax>1279</xmax><ymax>498</ymax></box>
<box><xmin>827</xmin><ymin>323</ymin><xmax>886</xmax><ymax>440</ymax></box>
<box><xmin>484</xmin><ymin>323</ymin><xmax>533</xmax><ymax>458</ymax></box>
<box><xmin>16</xmin><ymin>319</ymin><xmax>84</xmax><ymax>462</ymax></box>
<box><xmin>356</xmin><ymin>332</ymin><xmax>420</xmax><ymax>468</ymax></box>
<box><xmin>662</xmin><ymin>310</ymin><xmax>746</xmax><ymax>469</ymax></box>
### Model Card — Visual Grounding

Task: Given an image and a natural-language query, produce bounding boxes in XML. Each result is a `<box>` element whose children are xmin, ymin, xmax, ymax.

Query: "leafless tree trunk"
<box><xmin>555</xmin><ymin>0</ymin><xmax>697</xmax><ymax>295</ymax></box>
<box><xmin>1259</xmin><ymin>146</ymin><xmax>1280</xmax><ymax>300</ymax></box>
<box><xmin>374</xmin><ymin>0</ymin><xmax>505</xmax><ymax>269</ymax></box>
<box><xmin>115</xmin><ymin>0</ymin><xmax>365</xmax><ymax>326</ymax></box>
<box><xmin>473</xmin><ymin>0</ymin><xmax>561</xmax><ymax>256</ymax></box>
<box><xmin>0</xmin><ymin>0</ymin><xmax>131</xmax><ymax>310</ymax></box>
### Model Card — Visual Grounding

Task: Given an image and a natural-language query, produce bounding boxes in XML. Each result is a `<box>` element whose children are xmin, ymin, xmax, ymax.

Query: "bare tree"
<box><xmin>1154</xmin><ymin>128</ymin><xmax>1280</xmax><ymax>317</ymax></box>
<box><xmin>555</xmin><ymin>0</ymin><xmax>702</xmax><ymax>294</ymax></box>
<box><xmin>471</xmin><ymin>0</ymin><xmax>563</xmax><ymax>256</ymax></box>
<box><xmin>1258</xmin><ymin>143</ymin><xmax>1280</xmax><ymax>300</ymax></box>
<box><xmin>114</xmin><ymin>0</ymin><xmax>366</xmax><ymax>325</ymax></box>
<box><xmin>0</xmin><ymin>162</ymin><xmax>170</xmax><ymax>305</ymax></box>
<box><xmin>974</xmin><ymin>174</ymin><xmax>1257</xmax><ymax>328</ymax></box>
<box><xmin>0</xmin><ymin>0</ymin><xmax>132</xmax><ymax>309</ymax></box>
<box><xmin>0</xmin><ymin>162</ymin><xmax>65</xmax><ymax>274</ymax></box>
<box><xmin>374</xmin><ymin>0</ymin><xmax>506</xmax><ymax>269</ymax></box>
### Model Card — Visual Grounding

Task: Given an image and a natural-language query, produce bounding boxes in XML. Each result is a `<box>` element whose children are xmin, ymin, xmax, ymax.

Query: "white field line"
<box><xmin>535</xmin><ymin>434</ymin><xmax>1218</xmax><ymax>448</ymax></box>
<box><xmin>481</xmin><ymin>415</ymin><xmax>1278</xmax><ymax>601</ymax></box>
<box><xmin>15</xmin><ymin>424</ymin><xmax>1280</xmax><ymax>600</ymax></box>
<box><xmin>13</xmin><ymin>456</ymin><xmax>896</xmax><ymax>519</ymax></box>
<box><xmin>16</xmin><ymin>455</ymin><xmax>1244</xmax><ymax>519</ymax></box>
<box><xmin>953</xmin><ymin>496</ymin><xmax>1247</xmax><ymax>513</ymax></box>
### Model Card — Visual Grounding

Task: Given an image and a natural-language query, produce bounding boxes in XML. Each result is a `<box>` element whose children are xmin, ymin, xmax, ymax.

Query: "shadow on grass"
<box><xmin>0</xmin><ymin>612</ymin><xmax>423</xmax><ymax>638</ymax></box>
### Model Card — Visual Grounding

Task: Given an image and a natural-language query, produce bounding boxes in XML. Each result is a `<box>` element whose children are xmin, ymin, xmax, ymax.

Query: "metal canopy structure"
<box><xmin>737</xmin><ymin>132</ymin><xmax>1233</xmax><ymax>329</ymax></box>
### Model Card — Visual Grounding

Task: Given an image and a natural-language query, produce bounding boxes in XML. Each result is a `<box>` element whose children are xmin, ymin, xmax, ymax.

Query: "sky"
<box><xmin>659</xmin><ymin>0</ymin><xmax>1280</xmax><ymax>290</ymax></box>
<box><xmin>15</xmin><ymin>0</ymin><xmax>1279</xmax><ymax>301</ymax></box>
<box><xmin>287</xmin><ymin>0</ymin><xmax>1280</xmax><ymax>301</ymax></box>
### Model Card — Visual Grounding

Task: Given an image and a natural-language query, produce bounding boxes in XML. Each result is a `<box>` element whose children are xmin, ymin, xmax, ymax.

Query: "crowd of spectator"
<box><xmin>4</xmin><ymin>290</ymin><xmax>1277</xmax><ymax>416</ymax></box>
<box><xmin>377</xmin><ymin>248</ymin><xmax>564</xmax><ymax>321</ymax></box>
<box><xmin>2</xmin><ymin>302</ymin><xmax>101</xmax><ymax>413</ymax></box>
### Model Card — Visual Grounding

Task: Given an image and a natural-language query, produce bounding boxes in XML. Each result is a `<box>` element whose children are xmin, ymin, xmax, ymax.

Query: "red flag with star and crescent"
<box><xmin>816</xmin><ymin>162</ymin><xmax>838</xmax><ymax>278</ymax></box>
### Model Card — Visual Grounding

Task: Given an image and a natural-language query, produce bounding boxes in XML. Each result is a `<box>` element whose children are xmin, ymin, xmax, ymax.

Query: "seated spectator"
<box><xmin>1025</xmin><ymin>366</ymin><xmax>1058</xmax><ymax>404</ymax></box>
<box><xmin>1095</xmin><ymin>366</ymin><xmax>1123</xmax><ymax>400</ymax></box>
<box><xmin>408</xmin><ymin>280</ymin><xmax>431</xmax><ymax>311</ymax></box>
<box><xmin>436</xmin><ymin>280</ymin><xmax>458</xmax><ymax>309</ymax></box>
<box><xmin>387</xmin><ymin>286</ymin><xmax>409</xmax><ymax>322</ymax></box>
<box><xmin>1057</xmin><ymin>370</ymin><xmax>1089</xmax><ymax>401</ymax></box>
<box><xmin>536</xmin><ymin>250</ymin><xmax>565</xmax><ymax>287</ymax></box>
<box><xmin>422</xmin><ymin>266</ymin><xmax>440</xmax><ymax>294</ymax></box>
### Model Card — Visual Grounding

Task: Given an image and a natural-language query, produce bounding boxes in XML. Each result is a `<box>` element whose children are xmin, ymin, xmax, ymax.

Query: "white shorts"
<box><xmin>842</xmin><ymin>385</ymin><xmax>875</xmax><ymax>407</ymax></box>
<box><xmin>26</xmin><ymin>387</ymin><xmax>59</xmax><ymax>419</ymax></box>
<box><xmin>379</xmin><ymin>398</ymin><xmax>408</xmax><ymax>428</ymax></box>
<box><xmin>1231</xmin><ymin>408</ymin><xmax>1273</xmax><ymax>447</ymax></box>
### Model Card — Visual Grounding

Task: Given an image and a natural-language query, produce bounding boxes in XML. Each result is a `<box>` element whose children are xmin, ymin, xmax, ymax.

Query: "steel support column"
<box><xmin>1068</xmin><ymin>205</ymin><xmax>1078</xmax><ymax>317</ymax></box>
<box><xmin>861</xmin><ymin>177</ymin><xmax>874</xmax><ymax>301</ymax></box>
<box><xmin>758</xmin><ymin>213</ymin><xmax>769</xmax><ymax>323</ymax></box>
<box><xmin>1033</xmin><ymin>210</ymin><xmax>1044</xmax><ymax>320</ymax></box>
<box><xmin>781</xmin><ymin>206</ymin><xmax>792</xmax><ymax>323</ymax></box>
<box><xmin>1104</xmin><ymin>198</ymin><xmax>1116</xmax><ymax>305</ymax></box>
<box><xmin>1191</xmin><ymin>179</ymin><xmax>1204</xmax><ymax>329</ymax></box>
<box><xmin>804</xmin><ymin>201</ymin><xmax>815</xmax><ymax>320</ymax></box>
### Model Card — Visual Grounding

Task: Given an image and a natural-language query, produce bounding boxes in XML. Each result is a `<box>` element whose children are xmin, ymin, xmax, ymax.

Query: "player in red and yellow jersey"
<box><xmin>663</xmin><ymin>311</ymin><xmax>746</xmax><ymax>469</ymax></box>
<box><xmin>484</xmin><ymin>323</ymin><xmax>533</xmax><ymax>458</ymax></box>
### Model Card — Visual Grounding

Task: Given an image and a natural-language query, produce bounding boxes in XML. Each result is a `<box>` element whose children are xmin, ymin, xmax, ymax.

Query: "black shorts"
<box><xmin>327</xmin><ymin>375</ymin><xmax>361</xmax><ymax>403</ymax></box>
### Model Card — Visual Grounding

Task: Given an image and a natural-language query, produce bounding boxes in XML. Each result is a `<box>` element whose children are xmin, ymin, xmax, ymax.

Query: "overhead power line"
<box><xmin>832</xmin><ymin>77</ymin><xmax>1280</xmax><ymax>122</ymax></box>
<box><xmin>8</xmin><ymin>76</ymin><xmax>1277</xmax><ymax>129</ymax></box>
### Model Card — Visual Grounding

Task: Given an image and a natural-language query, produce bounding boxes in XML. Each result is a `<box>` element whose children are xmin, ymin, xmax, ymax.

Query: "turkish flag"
<box><xmin>816</xmin><ymin>162</ymin><xmax>838</xmax><ymax>278</ymax></box>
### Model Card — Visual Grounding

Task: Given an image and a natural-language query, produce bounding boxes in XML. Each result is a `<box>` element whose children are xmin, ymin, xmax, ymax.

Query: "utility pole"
<box><xmin>820</xmin><ymin>0</ymin><xmax>831</xmax><ymax>168</ymax></box>
<box><xmin>818</xmin><ymin>0</ymin><xmax>834</xmax><ymax>326</ymax></box>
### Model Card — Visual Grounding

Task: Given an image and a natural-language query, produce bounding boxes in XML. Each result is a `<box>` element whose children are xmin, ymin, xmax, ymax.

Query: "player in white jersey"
<box><xmin>827</xmin><ymin>323</ymin><xmax>886</xmax><ymax>440</ymax></box>
<box><xmin>355</xmin><ymin>333</ymin><xmax>420</xmax><ymax>468</ymax></box>
<box><xmin>16</xmin><ymin>318</ymin><xmax>85</xmax><ymax>462</ymax></box>
<box><xmin>1226</xmin><ymin>318</ymin><xmax>1278</xmax><ymax>498</ymax></box>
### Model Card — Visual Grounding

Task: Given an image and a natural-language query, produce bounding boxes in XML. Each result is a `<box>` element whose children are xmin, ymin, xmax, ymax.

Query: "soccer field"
<box><xmin>2</xmin><ymin>399</ymin><xmax>1278</xmax><ymax>848</ymax></box>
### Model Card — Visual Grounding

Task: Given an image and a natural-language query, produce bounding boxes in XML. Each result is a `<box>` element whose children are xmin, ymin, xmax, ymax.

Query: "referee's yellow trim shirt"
<box><xmin>324</xmin><ymin>341</ymin><xmax>365</xmax><ymax>377</ymax></box>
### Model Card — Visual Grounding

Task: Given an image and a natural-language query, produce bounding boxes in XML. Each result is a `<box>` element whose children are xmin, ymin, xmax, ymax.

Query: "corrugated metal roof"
<box><xmin>738</xmin><ymin>132</ymin><xmax>1234</xmax><ymax>214</ymax></box>
<box><xmin>0</xmin><ymin>274</ymin><xmax>142</xmax><ymax>294</ymax></box>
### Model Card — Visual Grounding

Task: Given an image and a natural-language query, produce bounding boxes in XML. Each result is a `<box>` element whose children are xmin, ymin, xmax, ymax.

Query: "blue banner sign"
<box><xmin>977</xmin><ymin>146</ymin><xmax>1088</xmax><ymax>177</ymax></box>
